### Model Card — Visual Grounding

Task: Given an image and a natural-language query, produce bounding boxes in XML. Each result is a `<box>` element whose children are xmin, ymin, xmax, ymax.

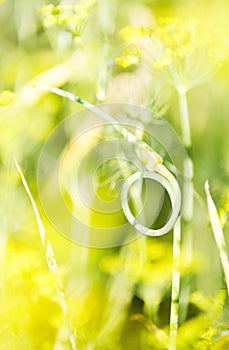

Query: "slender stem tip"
<box><xmin>205</xmin><ymin>180</ymin><xmax>210</xmax><ymax>195</ymax></box>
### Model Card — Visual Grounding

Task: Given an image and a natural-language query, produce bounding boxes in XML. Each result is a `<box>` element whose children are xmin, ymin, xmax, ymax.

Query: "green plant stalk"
<box><xmin>36</xmin><ymin>86</ymin><xmax>182</xmax><ymax>349</ymax></box>
<box><xmin>35</xmin><ymin>85</ymin><xmax>181</xmax><ymax>227</ymax></box>
<box><xmin>96</xmin><ymin>42</ymin><xmax>111</xmax><ymax>103</ymax></box>
<box><xmin>205</xmin><ymin>180</ymin><xmax>229</xmax><ymax>297</ymax></box>
<box><xmin>35</xmin><ymin>85</ymin><xmax>163</xmax><ymax>167</ymax></box>
<box><xmin>15</xmin><ymin>160</ymin><xmax>77</xmax><ymax>350</ymax></box>
<box><xmin>169</xmin><ymin>217</ymin><xmax>181</xmax><ymax>350</ymax></box>
<box><xmin>177</xmin><ymin>88</ymin><xmax>194</xmax><ymax>323</ymax></box>
<box><xmin>177</xmin><ymin>89</ymin><xmax>191</xmax><ymax>148</ymax></box>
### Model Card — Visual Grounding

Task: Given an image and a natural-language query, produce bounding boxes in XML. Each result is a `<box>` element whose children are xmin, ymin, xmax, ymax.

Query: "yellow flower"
<box><xmin>116</xmin><ymin>46</ymin><xmax>140</xmax><ymax>68</ymax></box>
<box><xmin>117</xmin><ymin>16</ymin><xmax>229</xmax><ymax>90</ymax></box>
<box><xmin>0</xmin><ymin>90</ymin><xmax>17</xmax><ymax>106</ymax></box>
<box><xmin>119</xmin><ymin>25</ymin><xmax>151</xmax><ymax>44</ymax></box>
<box><xmin>153</xmin><ymin>47</ymin><xmax>172</xmax><ymax>69</ymax></box>
<box><xmin>39</xmin><ymin>0</ymin><xmax>96</xmax><ymax>37</ymax></box>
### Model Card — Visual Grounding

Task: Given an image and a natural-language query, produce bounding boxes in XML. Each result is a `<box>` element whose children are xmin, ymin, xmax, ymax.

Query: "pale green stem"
<box><xmin>177</xmin><ymin>88</ymin><xmax>191</xmax><ymax>149</ymax></box>
<box><xmin>15</xmin><ymin>160</ymin><xmax>77</xmax><ymax>350</ymax></box>
<box><xmin>34</xmin><ymin>85</ymin><xmax>163</xmax><ymax>167</ymax></box>
<box><xmin>35</xmin><ymin>85</ymin><xmax>182</xmax><ymax>349</ymax></box>
<box><xmin>96</xmin><ymin>42</ymin><xmax>111</xmax><ymax>103</ymax></box>
<box><xmin>205</xmin><ymin>180</ymin><xmax>229</xmax><ymax>297</ymax></box>
<box><xmin>177</xmin><ymin>87</ymin><xmax>194</xmax><ymax>323</ymax></box>
<box><xmin>169</xmin><ymin>217</ymin><xmax>181</xmax><ymax>350</ymax></box>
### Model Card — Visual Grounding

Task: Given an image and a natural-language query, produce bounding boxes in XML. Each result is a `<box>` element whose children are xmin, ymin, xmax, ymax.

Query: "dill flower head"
<box><xmin>117</xmin><ymin>17</ymin><xmax>229</xmax><ymax>91</ymax></box>
<box><xmin>0</xmin><ymin>90</ymin><xmax>17</xmax><ymax>106</ymax></box>
<box><xmin>39</xmin><ymin>0</ymin><xmax>96</xmax><ymax>38</ymax></box>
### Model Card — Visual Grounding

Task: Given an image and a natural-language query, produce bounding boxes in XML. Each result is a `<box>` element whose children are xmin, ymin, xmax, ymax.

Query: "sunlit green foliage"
<box><xmin>0</xmin><ymin>0</ymin><xmax>229</xmax><ymax>349</ymax></box>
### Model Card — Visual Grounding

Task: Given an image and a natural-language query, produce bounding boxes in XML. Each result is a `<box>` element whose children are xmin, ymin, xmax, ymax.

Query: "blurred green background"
<box><xmin>0</xmin><ymin>0</ymin><xmax>229</xmax><ymax>349</ymax></box>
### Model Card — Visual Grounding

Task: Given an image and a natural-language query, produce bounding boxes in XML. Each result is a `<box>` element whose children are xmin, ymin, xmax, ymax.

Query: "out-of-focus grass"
<box><xmin>0</xmin><ymin>0</ymin><xmax>229</xmax><ymax>349</ymax></box>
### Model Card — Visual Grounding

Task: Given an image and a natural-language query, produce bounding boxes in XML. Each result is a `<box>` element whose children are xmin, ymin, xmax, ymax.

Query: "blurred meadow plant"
<box><xmin>117</xmin><ymin>12</ymin><xmax>229</xmax><ymax>324</ymax></box>
<box><xmin>0</xmin><ymin>0</ymin><xmax>229</xmax><ymax>350</ymax></box>
<box><xmin>39</xmin><ymin>0</ymin><xmax>96</xmax><ymax>38</ymax></box>
<box><xmin>116</xmin><ymin>17</ymin><xmax>229</xmax><ymax>89</ymax></box>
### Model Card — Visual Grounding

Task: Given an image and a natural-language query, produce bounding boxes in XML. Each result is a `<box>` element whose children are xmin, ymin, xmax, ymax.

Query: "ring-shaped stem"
<box><xmin>121</xmin><ymin>171</ymin><xmax>181</xmax><ymax>236</ymax></box>
<box><xmin>35</xmin><ymin>85</ymin><xmax>182</xmax><ymax>350</ymax></box>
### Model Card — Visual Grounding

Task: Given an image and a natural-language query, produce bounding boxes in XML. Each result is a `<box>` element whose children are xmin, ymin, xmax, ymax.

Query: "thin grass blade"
<box><xmin>205</xmin><ymin>180</ymin><xmax>229</xmax><ymax>297</ymax></box>
<box><xmin>15</xmin><ymin>159</ymin><xmax>77</xmax><ymax>350</ymax></box>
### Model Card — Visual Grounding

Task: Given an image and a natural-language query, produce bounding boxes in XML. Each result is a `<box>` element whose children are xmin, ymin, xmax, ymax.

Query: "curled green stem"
<box><xmin>35</xmin><ymin>85</ymin><xmax>182</xmax><ymax>350</ymax></box>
